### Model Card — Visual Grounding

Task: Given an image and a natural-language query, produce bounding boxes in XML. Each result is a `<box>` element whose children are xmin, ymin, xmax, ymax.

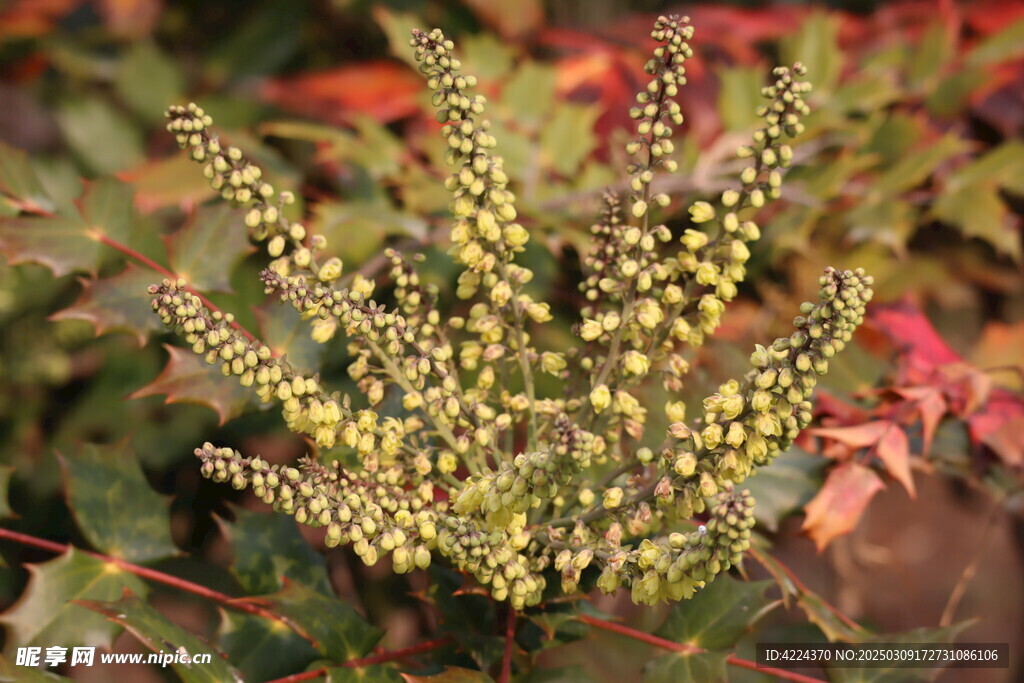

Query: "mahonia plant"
<box><xmin>151</xmin><ymin>16</ymin><xmax>873</xmax><ymax>610</ymax></box>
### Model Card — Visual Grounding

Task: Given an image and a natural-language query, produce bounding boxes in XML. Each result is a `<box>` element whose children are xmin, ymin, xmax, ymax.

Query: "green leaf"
<box><xmin>826</xmin><ymin>621</ymin><xmax>975</xmax><ymax>683</ymax></box>
<box><xmin>50</xmin><ymin>264</ymin><xmax>165</xmax><ymax>345</ymax></box>
<box><xmin>843</xmin><ymin>199</ymin><xmax>916</xmax><ymax>252</ymax></box>
<box><xmin>167</xmin><ymin>205</ymin><xmax>255</xmax><ymax>293</ymax></box>
<box><xmin>716</xmin><ymin>67</ymin><xmax>763</xmax><ymax>132</ymax></box>
<box><xmin>501</xmin><ymin>61</ymin><xmax>557</xmax><ymax>131</ymax></box>
<box><xmin>0</xmin><ymin>466</ymin><xmax>14</xmax><ymax>519</ymax></box>
<box><xmin>926</xmin><ymin>67</ymin><xmax>986</xmax><ymax>118</ymax></box>
<box><xmin>80</xmin><ymin>178</ymin><xmax>136</xmax><ymax>246</ymax></box>
<box><xmin>238</xmin><ymin>579</ymin><xmax>383</xmax><ymax>663</ymax></box>
<box><xmin>966</xmin><ymin>18</ymin><xmax>1024</xmax><ymax>67</ymax></box>
<box><xmin>0</xmin><ymin>655</ymin><xmax>72</xmax><ymax>681</ymax></box>
<box><xmin>371</xmin><ymin>6</ymin><xmax>427</xmax><ymax>70</ymax></box>
<box><xmin>115</xmin><ymin>42</ymin><xmax>185</xmax><ymax>123</ymax></box>
<box><xmin>78</xmin><ymin>592</ymin><xmax>242</xmax><ymax>683</ymax></box>
<box><xmin>873</xmin><ymin>135</ymin><xmax>966</xmax><ymax>197</ymax></box>
<box><xmin>642</xmin><ymin>651</ymin><xmax>728</xmax><ymax>683</ymax></box>
<box><xmin>655</xmin><ymin>575</ymin><xmax>777</xmax><ymax>650</ymax></box>
<box><xmin>0</xmin><ymin>140</ymin><xmax>54</xmax><ymax>213</ymax></box>
<box><xmin>401</xmin><ymin>668</ymin><xmax>493</xmax><ymax>682</ymax></box>
<box><xmin>518</xmin><ymin>664</ymin><xmax>590</xmax><ymax>683</ymax></box>
<box><xmin>906</xmin><ymin>21</ymin><xmax>953</xmax><ymax>92</ymax></box>
<box><xmin>0</xmin><ymin>215</ymin><xmax>99</xmax><ymax>277</ymax></box>
<box><xmin>129</xmin><ymin>345</ymin><xmax>252</xmax><ymax>425</ymax></box>
<box><xmin>945</xmin><ymin>141</ymin><xmax>1024</xmax><ymax>192</ymax></box>
<box><xmin>782</xmin><ymin>11</ymin><xmax>842</xmax><ymax>94</ymax></box>
<box><xmin>931</xmin><ymin>184</ymin><xmax>1021</xmax><ymax>261</ymax></box>
<box><xmin>207</xmin><ymin>0</ymin><xmax>305</xmax><ymax>81</ymax></box>
<box><xmin>57</xmin><ymin>440</ymin><xmax>177</xmax><ymax>563</ymax></box>
<box><xmin>461</xmin><ymin>32</ymin><xmax>516</xmax><ymax>82</ymax></box>
<box><xmin>254</xmin><ymin>301</ymin><xmax>323</xmax><ymax>372</ymax></box>
<box><xmin>751</xmin><ymin>548</ymin><xmax>868</xmax><ymax>643</ymax></box>
<box><xmin>744</xmin><ymin>448</ymin><xmax>827</xmax><ymax>532</ymax></box>
<box><xmin>218</xmin><ymin>505</ymin><xmax>332</xmax><ymax>595</ymax></box>
<box><xmin>56</xmin><ymin>98</ymin><xmax>144</xmax><ymax>175</ymax></box>
<box><xmin>540</xmin><ymin>104</ymin><xmax>598</xmax><ymax>177</ymax></box>
<box><xmin>0</xmin><ymin>548</ymin><xmax>148</xmax><ymax>653</ymax></box>
<box><xmin>218</xmin><ymin>610</ymin><xmax>320</xmax><ymax>682</ymax></box>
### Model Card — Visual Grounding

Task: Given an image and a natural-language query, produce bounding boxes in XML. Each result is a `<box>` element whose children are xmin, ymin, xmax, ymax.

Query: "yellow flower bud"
<box><xmin>603</xmin><ymin>487</ymin><xmax>624</xmax><ymax>509</ymax></box>
<box><xmin>590</xmin><ymin>384</ymin><xmax>611</xmax><ymax>413</ymax></box>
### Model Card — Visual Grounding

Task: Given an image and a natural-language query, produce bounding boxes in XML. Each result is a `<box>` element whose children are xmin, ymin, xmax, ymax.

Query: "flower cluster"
<box><xmin>153</xmin><ymin>16</ymin><xmax>872</xmax><ymax>609</ymax></box>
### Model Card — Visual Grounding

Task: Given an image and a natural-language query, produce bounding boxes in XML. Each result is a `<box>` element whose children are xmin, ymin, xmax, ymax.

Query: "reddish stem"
<box><xmin>500</xmin><ymin>607</ymin><xmax>516</xmax><ymax>682</ymax></box>
<box><xmin>91</xmin><ymin>232</ymin><xmax>258</xmax><ymax>343</ymax></box>
<box><xmin>579</xmin><ymin>615</ymin><xmax>824</xmax><ymax>683</ymax></box>
<box><xmin>0</xmin><ymin>528</ymin><xmax>287</xmax><ymax>625</ymax></box>
<box><xmin>748</xmin><ymin>547</ymin><xmax>862</xmax><ymax>632</ymax></box>
<box><xmin>2</xmin><ymin>527</ymin><xmax>454</xmax><ymax>679</ymax></box>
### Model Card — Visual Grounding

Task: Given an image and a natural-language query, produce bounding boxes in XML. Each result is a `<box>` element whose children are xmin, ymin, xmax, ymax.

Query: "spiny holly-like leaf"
<box><xmin>0</xmin><ymin>548</ymin><xmax>148</xmax><ymax>654</ymax></box>
<box><xmin>218</xmin><ymin>610</ymin><xmax>320</xmax><ymax>682</ymax></box>
<box><xmin>129</xmin><ymin>345</ymin><xmax>251</xmax><ymax>425</ymax></box>
<box><xmin>254</xmin><ymin>300</ymin><xmax>324</xmax><ymax>371</ymax></box>
<box><xmin>0</xmin><ymin>214</ymin><xmax>99</xmax><ymax>277</ymax></box>
<box><xmin>0</xmin><ymin>654</ymin><xmax>71</xmax><ymax>681</ymax></box>
<box><xmin>0</xmin><ymin>466</ymin><xmax>14</xmax><ymax>519</ymax></box>
<box><xmin>931</xmin><ymin>183</ymin><xmax>1022</xmax><ymax>261</ymax></box>
<box><xmin>802</xmin><ymin>462</ymin><xmax>886</xmax><ymax>552</ymax></box>
<box><xmin>654</xmin><ymin>575</ymin><xmax>777</xmax><ymax>650</ymax></box>
<box><xmin>237</xmin><ymin>579</ymin><xmax>383</xmax><ymax>663</ymax></box>
<box><xmin>875</xmin><ymin>424</ymin><xmax>915</xmax><ymax>498</ymax></box>
<box><xmin>0</xmin><ymin>178</ymin><xmax>135</xmax><ymax>276</ymax></box>
<box><xmin>0</xmin><ymin>139</ymin><xmax>54</xmax><ymax>214</ymax></box>
<box><xmin>642</xmin><ymin>652</ymin><xmax>728</xmax><ymax>683</ymax></box>
<box><xmin>50</xmin><ymin>264</ymin><xmax>165</xmax><ymax>346</ymax></box>
<box><xmin>116</xmin><ymin>154</ymin><xmax>217</xmax><ymax>212</ymax></box>
<box><xmin>166</xmin><ymin>204</ymin><xmax>255</xmax><ymax>293</ymax></box>
<box><xmin>78</xmin><ymin>591</ymin><xmax>242</xmax><ymax>683</ymax></box>
<box><xmin>826</xmin><ymin>621</ymin><xmax>975</xmax><ymax>683</ymax></box>
<box><xmin>78</xmin><ymin>178</ymin><xmax>135</xmax><ymax>246</ymax></box>
<box><xmin>743</xmin><ymin>448</ymin><xmax>827</xmax><ymax>532</ymax></box>
<box><xmin>751</xmin><ymin>548</ymin><xmax>868</xmax><ymax>643</ymax></box>
<box><xmin>57</xmin><ymin>440</ymin><xmax>178</xmax><ymax>563</ymax></box>
<box><xmin>401</xmin><ymin>668</ymin><xmax>492</xmax><ymax>683</ymax></box>
<box><xmin>218</xmin><ymin>505</ymin><xmax>332</xmax><ymax>596</ymax></box>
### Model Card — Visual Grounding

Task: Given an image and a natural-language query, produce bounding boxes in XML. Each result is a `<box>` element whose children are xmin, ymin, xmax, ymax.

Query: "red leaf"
<box><xmin>894</xmin><ymin>387</ymin><xmax>948</xmax><ymax>456</ymax></box>
<box><xmin>875</xmin><ymin>425</ymin><xmax>916</xmax><ymax>498</ymax></box>
<box><xmin>260</xmin><ymin>62</ymin><xmax>422</xmax><ymax>126</ymax></box>
<box><xmin>802</xmin><ymin>463</ymin><xmax>886</xmax><ymax>552</ymax></box>
<box><xmin>867</xmin><ymin>300</ymin><xmax>963</xmax><ymax>375</ymax></box>
<box><xmin>968</xmin><ymin>392</ymin><xmax>1024</xmax><ymax>467</ymax></box>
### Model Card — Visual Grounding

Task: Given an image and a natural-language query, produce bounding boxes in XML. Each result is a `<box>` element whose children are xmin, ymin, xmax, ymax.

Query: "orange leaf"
<box><xmin>260</xmin><ymin>62</ymin><xmax>422</xmax><ymax>126</ymax></box>
<box><xmin>917</xmin><ymin>389</ymin><xmax>947</xmax><ymax>456</ymax></box>
<box><xmin>802</xmin><ymin>463</ymin><xmax>885</xmax><ymax>552</ymax></box>
<box><xmin>875</xmin><ymin>424</ymin><xmax>916</xmax><ymax>498</ymax></box>
<box><xmin>463</xmin><ymin>0</ymin><xmax>543</xmax><ymax>40</ymax></box>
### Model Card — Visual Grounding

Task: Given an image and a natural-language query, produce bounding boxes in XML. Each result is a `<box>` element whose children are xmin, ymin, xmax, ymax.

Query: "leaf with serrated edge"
<box><xmin>802</xmin><ymin>462</ymin><xmax>886</xmax><ymax>552</ymax></box>
<box><xmin>166</xmin><ymin>204</ymin><xmax>255</xmax><ymax>293</ymax></box>
<box><xmin>402</xmin><ymin>667</ymin><xmax>493</xmax><ymax>682</ymax></box>
<box><xmin>254</xmin><ymin>300</ymin><xmax>324</xmax><ymax>371</ymax></box>
<box><xmin>50</xmin><ymin>264</ymin><xmax>164</xmax><ymax>345</ymax></box>
<box><xmin>78</xmin><ymin>178</ymin><xmax>135</xmax><ymax>246</ymax></box>
<box><xmin>237</xmin><ymin>578</ymin><xmax>382</xmax><ymax>663</ymax></box>
<box><xmin>218</xmin><ymin>505</ymin><xmax>332</xmax><ymax>595</ymax></box>
<box><xmin>875</xmin><ymin>425</ymin><xmax>915</xmax><ymax>498</ymax></box>
<box><xmin>218</xmin><ymin>610</ymin><xmax>319</xmax><ymax>682</ymax></box>
<box><xmin>642</xmin><ymin>651</ymin><xmax>728</xmax><ymax>683</ymax></box>
<box><xmin>654</xmin><ymin>574</ymin><xmax>777</xmax><ymax>650</ymax></box>
<box><xmin>0</xmin><ymin>548</ymin><xmax>148</xmax><ymax>654</ymax></box>
<box><xmin>58</xmin><ymin>440</ymin><xmax>178</xmax><ymax>562</ymax></box>
<box><xmin>129</xmin><ymin>345</ymin><xmax>251</xmax><ymax>425</ymax></box>
<box><xmin>0</xmin><ymin>466</ymin><xmax>14</xmax><ymax>519</ymax></box>
<box><xmin>78</xmin><ymin>592</ymin><xmax>242</xmax><ymax>683</ymax></box>
<box><xmin>0</xmin><ymin>139</ymin><xmax>54</xmax><ymax>214</ymax></box>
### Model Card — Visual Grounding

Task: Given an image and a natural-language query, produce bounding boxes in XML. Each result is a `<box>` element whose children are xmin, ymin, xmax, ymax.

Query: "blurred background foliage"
<box><xmin>0</xmin><ymin>0</ymin><xmax>1022</xmax><ymax>681</ymax></box>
